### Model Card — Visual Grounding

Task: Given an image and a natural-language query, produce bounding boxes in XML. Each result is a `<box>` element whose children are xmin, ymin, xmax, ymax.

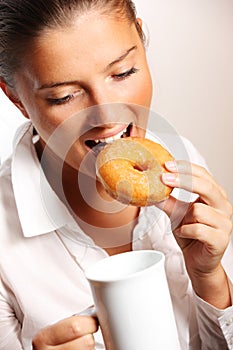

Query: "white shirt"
<box><xmin>0</xmin><ymin>121</ymin><xmax>233</xmax><ymax>350</ymax></box>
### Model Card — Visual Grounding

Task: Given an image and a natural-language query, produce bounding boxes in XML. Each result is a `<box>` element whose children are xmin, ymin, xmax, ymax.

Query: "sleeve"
<box><xmin>194</xmin><ymin>292</ymin><xmax>233</xmax><ymax>350</ymax></box>
<box><xmin>170</xmin><ymin>137</ymin><xmax>233</xmax><ymax>348</ymax></box>
<box><xmin>0</xmin><ymin>278</ymin><xmax>23</xmax><ymax>350</ymax></box>
<box><xmin>193</xmin><ymin>238</ymin><xmax>233</xmax><ymax>349</ymax></box>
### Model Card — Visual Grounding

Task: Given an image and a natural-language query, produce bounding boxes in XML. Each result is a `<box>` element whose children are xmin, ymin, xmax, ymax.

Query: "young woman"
<box><xmin>0</xmin><ymin>0</ymin><xmax>232</xmax><ymax>349</ymax></box>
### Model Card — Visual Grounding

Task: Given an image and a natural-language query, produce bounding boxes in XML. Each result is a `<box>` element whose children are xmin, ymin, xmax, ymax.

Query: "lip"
<box><xmin>84</xmin><ymin>122</ymin><xmax>134</xmax><ymax>153</ymax></box>
<box><xmin>86</xmin><ymin>124</ymin><xmax>129</xmax><ymax>142</ymax></box>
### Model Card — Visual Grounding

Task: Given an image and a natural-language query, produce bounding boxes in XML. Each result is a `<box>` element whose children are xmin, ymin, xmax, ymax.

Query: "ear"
<box><xmin>0</xmin><ymin>80</ymin><xmax>29</xmax><ymax>119</ymax></box>
<box><xmin>136</xmin><ymin>18</ymin><xmax>143</xmax><ymax>29</ymax></box>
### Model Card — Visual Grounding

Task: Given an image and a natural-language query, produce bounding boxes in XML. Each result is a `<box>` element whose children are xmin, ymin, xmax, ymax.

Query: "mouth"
<box><xmin>85</xmin><ymin>123</ymin><xmax>133</xmax><ymax>152</ymax></box>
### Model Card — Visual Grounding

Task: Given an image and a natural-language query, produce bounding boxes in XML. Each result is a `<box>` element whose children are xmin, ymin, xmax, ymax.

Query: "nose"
<box><xmin>87</xmin><ymin>103</ymin><xmax>136</xmax><ymax>131</ymax></box>
<box><xmin>87</xmin><ymin>103</ymin><xmax>120</xmax><ymax>127</ymax></box>
<box><xmin>86</xmin><ymin>87</ymin><xmax>132</xmax><ymax>128</ymax></box>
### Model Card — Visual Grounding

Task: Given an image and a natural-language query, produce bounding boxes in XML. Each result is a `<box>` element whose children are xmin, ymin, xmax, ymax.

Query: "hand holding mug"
<box><xmin>32</xmin><ymin>315</ymin><xmax>98</xmax><ymax>350</ymax></box>
<box><xmin>85</xmin><ymin>250</ymin><xmax>180</xmax><ymax>350</ymax></box>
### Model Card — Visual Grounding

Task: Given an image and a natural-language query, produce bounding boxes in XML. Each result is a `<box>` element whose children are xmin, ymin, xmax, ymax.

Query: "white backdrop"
<box><xmin>134</xmin><ymin>0</ymin><xmax>233</xmax><ymax>203</ymax></box>
<box><xmin>0</xmin><ymin>0</ymin><xmax>232</xmax><ymax>203</ymax></box>
<box><xmin>0</xmin><ymin>93</ymin><xmax>25</xmax><ymax>162</ymax></box>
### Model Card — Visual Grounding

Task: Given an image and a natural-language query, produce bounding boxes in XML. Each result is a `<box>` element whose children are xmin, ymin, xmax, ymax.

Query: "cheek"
<box><xmin>65</xmin><ymin>142</ymin><xmax>86</xmax><ymax>169</ymax></box>
<box><xmin>28</xmin><ymin>102</ymin><xmax>70</xmax><ymax>142</ymax></box>
<box><xmin>141</xmin><ymin>70</ymin><xmax>153</xmax><ymax>105</ymax></box>
<box><xmin>34</xmin><ymin>114</ymin><xmax>61</xmax><ymax>141</ymax></box>
<box><xmin>129</xmin><ymin>70</ymin><xmax>153</xmax><ymax>107</ymax></box>
<box><xmin>37</xmin><ymin>111</ymin><xmax>86</xmax><ymax>166</ymax></box>
<box><xmin>15</xmin><ymin>92</ymin><xmax>60</xmax><ymax>139</ymax></box>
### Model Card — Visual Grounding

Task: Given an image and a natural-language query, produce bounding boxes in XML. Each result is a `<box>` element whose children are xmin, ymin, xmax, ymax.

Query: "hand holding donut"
<box><xmin>97</xmin><ymin>137</ymin><xmax>233</xmax><ymax>308</ymax></box>
<box><xmin>161</xmin><ymin>160</ymin><xmax>233</xmax><ymax>308</ymax></box>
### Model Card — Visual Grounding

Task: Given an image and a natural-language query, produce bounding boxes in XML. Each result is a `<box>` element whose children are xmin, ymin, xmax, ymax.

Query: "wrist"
<box><xmin>190</xmin><ymin>265</ymin><xmax>232</xmax><ymax>309</ymax></box>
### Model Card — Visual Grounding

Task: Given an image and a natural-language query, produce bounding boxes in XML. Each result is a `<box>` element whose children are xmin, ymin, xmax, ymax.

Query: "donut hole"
<box><xmin>133</xmin><ymin>161</ymin><xmax>151</xmax><ymax>172</ymax></box>
<box><xmin>133</xmin><ymin>164</ymin><xmax>147</xmax><ymax>172</ymax></box>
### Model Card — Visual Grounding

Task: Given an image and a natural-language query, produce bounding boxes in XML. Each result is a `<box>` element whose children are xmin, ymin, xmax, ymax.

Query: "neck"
<box><xmin>36</xmin><ymin>141</ymin><xmax>139</xmax><ymax>253</ymax></box>
<box><xmin>62</xmin><ymin>168</ymin><xmax>139</xmax><ymax>251</ymax></box>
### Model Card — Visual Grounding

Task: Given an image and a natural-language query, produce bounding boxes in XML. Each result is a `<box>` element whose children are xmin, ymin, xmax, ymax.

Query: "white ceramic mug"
<box><xmin>85</xmin><ymin>250</ymin><xmax>180</xmax><ymax>350</ymax></box>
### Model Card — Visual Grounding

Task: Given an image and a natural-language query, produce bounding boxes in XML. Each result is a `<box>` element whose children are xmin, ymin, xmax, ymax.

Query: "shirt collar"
<box><xmin>11</xmin><ymin>121</ymin><xmax>75</xmax><ymax>238</ymax></box>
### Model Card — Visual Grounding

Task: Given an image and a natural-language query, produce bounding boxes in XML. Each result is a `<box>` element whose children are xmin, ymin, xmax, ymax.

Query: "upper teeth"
<box><xmin>95</xmin><ymin>126</ymin><xmax>128</xmax><ymax>144</ymax></box>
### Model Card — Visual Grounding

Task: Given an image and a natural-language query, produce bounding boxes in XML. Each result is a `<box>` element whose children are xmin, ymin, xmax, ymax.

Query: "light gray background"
<box><xmin>0</xmin><ymin>0</ymin><xmax>232</xmax><ymax>203</ymax></box>
<box><xmin>135</xmin><ymin>0</ymin><xmax>233</xmax><ymax>204</ymax></box>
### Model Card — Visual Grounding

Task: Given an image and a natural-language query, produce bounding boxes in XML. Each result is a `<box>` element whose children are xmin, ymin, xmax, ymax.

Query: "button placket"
<box><xmin>226</xmin><ymin>317</ymin><xmax>233</xmax><ymax>327</ymax></box>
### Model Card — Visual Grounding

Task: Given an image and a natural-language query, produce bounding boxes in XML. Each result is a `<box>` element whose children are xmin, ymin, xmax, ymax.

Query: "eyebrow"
<box><xmin>38</xmin><ymin>45</ymin><xmax>137</xmax><ymax>90</ymax></box>
<box><xmin>104</xmin><ymin>45</ymin><xmax>137</xmax><ymax>71</ymax></box>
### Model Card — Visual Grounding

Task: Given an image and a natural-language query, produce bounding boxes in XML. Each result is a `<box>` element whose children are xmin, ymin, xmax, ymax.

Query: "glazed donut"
<box><xmin>96</xmin><ymin>137</ymin><xmax>174</xmax><ymax>206</ymax></box>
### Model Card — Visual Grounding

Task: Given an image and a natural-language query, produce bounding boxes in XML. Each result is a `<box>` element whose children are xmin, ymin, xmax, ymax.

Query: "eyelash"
<box><xmin>112</xmin><ymin>67</ymin><xmax>139</xmax><ymax>80</ymax></box>
<box><xmin>48</xmin><ymin>67</ymin><xmax>139</xmax><ymax>106</ymax></box>
<box><xmin>48</xmin><ymin>94</ymin><xmax>74</xmax><ymax>106</ymax></box>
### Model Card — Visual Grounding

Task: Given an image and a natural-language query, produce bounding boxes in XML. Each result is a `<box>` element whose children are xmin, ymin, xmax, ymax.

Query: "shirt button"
<box><xmin>226</xmin><ymin>318</ymin><xmax>233</xmax><ymax>326</ymax></box>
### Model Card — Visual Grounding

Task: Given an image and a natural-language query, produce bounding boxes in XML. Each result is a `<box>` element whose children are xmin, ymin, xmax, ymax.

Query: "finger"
<box><xmin>33</xmin><ymin>316</ymin><xmax>98</xmax><ymax>346</ymax></box>
<box><xmin>173</xmin><ymin>203</ymin><xmax>232</xmax><ymax>251</ymax></box>
<box><xmin>183</xmin><ymin>202</ymin><xmax>233</xmax><ymax>230</ymax></box>
<box><xmin>155</xmin><ymin>196</ymin><xmax>191</xmax><ymax>229</ymax></box>
<box><xmin>174</xmin><ymin>223</ymin><xmax>230</xmax><ymax>251</ymax></box>
<box><xmin>162</xmin><ymin>169</ymin><xmax>232</xmax><ymax>215</ymax></box>
<box><xmin>55</xmin><ymin>334</ymin><xmax>95</xmax><ymax>350</ymax></box>
<box><xmin>165</xmin><ymin>161</ymin><xmax>228</xmax><ymax>200</ymax></box>
<box><xmin>165</xmin><ymin>161</ymin><xmax>213</xmax><ymax>181</ymax></box>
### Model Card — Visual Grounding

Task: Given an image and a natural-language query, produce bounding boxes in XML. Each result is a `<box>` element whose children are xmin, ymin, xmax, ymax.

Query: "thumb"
<box><xmin>156</xmin><ymin>196</ymin><xmax>191</xmax><ymax>231</ymax></box>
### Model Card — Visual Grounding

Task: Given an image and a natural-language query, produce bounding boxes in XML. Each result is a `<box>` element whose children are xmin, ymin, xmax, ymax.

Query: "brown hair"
<box><xmin>0</xmin><ymin>0</ymin><xmax>144</xmax><ymax>87</ymax></box>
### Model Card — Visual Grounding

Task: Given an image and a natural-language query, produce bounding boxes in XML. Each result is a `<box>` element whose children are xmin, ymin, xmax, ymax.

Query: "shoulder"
<box><xmin>165</xmin><ymin>134</ymin><xmax>208</xmax><ymax>169</ymax></box>
<box><xmin>0</xmin><ymin>157</ymin><xmax>23</xmax><ymax>244</ymax></box>
<box><xmin>0</xmin><ymin>156</ymin><xmax>14</xmax><ymax>200</ymax></box>
<box><xmin>0</xmin><ymin>156</ymin><xmax>12</xmax><ymax>177</ymax></box>
<box><xmin>178</xmin><ymin>136</ymin><xmax>208</xmax><ymax>169</ymax></box>
<box><xmin>147</xmin><ymin>130</ymin><xmax>208</xmax><ymax>169</ymax></box>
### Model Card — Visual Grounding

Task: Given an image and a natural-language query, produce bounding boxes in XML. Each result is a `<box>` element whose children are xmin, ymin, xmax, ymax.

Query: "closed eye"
<box><xmin>48</xmin><ymin>94</ymin><xmax>74</xmax><ymax>106</ymax></box>
<box><xmin>112</xmin><ymin>67</ymin><xmax>139</xmax><ymax>81</ymax></box>
<box><xmin>46</xmin><ymin>68</ymin><xmax>138</xmax><ymax>106</ymax></box>
<box><xmin>47</xmin><ymin>89</ymin><xmax>84</xmax><ymax>106</ymax></box>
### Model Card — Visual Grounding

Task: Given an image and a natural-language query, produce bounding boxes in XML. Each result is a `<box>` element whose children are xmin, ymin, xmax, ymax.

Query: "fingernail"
<box><xmin>165</xmin><ymin>161</ymin><xmax>177</xmax><ymax>172</ymax></box>
<box><xmin>162</xmin><ymin>172</ymin><xmax>177</xmax><ymax>184</ymax></box>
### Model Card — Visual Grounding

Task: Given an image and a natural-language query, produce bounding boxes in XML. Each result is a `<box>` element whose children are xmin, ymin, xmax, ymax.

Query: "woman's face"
<box><xmin>11</xmin><ymin>11</ymin><xmax>153</xmax><ymax>169</ymax></box>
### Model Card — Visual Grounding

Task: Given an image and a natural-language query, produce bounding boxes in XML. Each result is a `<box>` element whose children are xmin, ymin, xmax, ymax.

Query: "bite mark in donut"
<box><xmin>96</xmin><ymin>137</ymin><xmax>174</xmax><ymax>206</ymax></box>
